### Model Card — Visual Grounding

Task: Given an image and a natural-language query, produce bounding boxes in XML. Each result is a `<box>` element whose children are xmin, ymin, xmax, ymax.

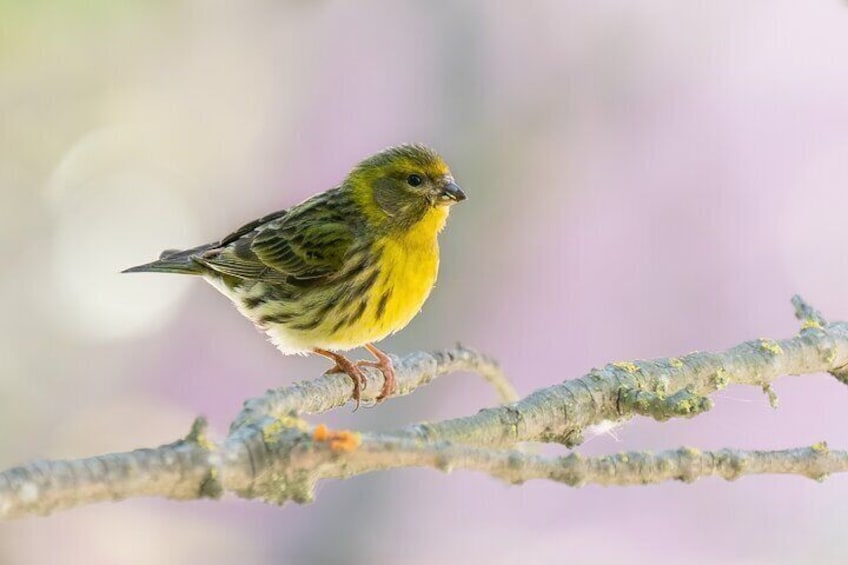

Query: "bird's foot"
<box><xmin>313</xmin><ymin>348</ymin><xmax>367</xmax><ymax>410</ymax></box>
<box><xmin>358</xmin><ymin>344</ymin><xmax>396</xmax><ymax>402</ymax></box>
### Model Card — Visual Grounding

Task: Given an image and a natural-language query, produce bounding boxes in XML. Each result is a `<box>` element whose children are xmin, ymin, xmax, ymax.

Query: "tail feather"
<box><xmin>122</xmin><ymin>257</ymin><xmax>203</xmax><ymax>275</ymax></box>
<box><xmin>122</xmin><ymin>244</ymin><xmax>215</xmax><ymax>275</ymax></box>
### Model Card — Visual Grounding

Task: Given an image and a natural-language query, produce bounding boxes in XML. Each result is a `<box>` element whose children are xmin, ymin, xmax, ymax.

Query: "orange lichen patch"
<box><xmin>313</xmin><ymin>424</ymin><xmax>362</xmax><ymax>452</ymax></box>
<box><xmin>330</xmin><ymin>432</ymin><xmax>361</xmax><ymax>452</ymax></box>
<box><xmin>313</xmin><ymin>424</ymin><xmax>330</xmax><ymax>442</ymax></box>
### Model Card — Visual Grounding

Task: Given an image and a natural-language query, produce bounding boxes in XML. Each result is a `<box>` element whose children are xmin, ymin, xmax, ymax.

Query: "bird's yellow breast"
<box><xmin>320</xmin><ymin>205</ymin><xmax>448</xmax><ymax>350</ymax></box>
<box><xmin>242</xmin><ymin>205</ymin><xmax>450</xmax><ymax>354</ymax></box>
<box><xmin>376</xmin><ymin>210</ymin><xmax>445</xmax><ymax>328</ymax></box>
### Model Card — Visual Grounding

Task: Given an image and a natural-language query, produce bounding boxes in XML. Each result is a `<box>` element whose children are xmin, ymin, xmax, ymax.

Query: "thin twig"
<box><xmin>2</xmin><ymin>297</ymin><xmax>847</xmax><ymax>519</ymax></box>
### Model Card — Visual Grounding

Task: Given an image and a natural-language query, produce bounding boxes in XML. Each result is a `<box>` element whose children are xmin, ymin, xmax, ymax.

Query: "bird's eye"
<box><xmin>406</xmin><ymin>174</ymin><xmax>423</xmax><ymax>187</ymax></box>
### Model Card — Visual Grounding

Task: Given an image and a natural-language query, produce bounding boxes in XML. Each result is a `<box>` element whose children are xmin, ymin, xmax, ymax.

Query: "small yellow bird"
<box><xmin>124</xmin><ymin>144</ymin><xmax>465</xmax><ymax>406</ymax></box>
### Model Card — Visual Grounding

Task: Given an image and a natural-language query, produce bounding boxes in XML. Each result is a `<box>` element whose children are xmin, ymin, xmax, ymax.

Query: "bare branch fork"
<box><xmin>3</xmin><ymin>295</ymin><xmax>848</xmax><ymax>519</ymax></box>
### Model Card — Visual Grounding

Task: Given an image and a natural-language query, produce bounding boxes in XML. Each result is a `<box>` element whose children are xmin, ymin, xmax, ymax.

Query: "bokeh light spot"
<box><xmin>45</xmin><ymin>128</ymin><xmax>199</xmax><ymax>342</ymax></box>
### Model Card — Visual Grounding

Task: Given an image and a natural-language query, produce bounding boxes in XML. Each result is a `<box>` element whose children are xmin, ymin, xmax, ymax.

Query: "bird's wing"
<box><xmin>198</xmin><ymin>192</ymin><xmax>358</xmax><ymax>285</ymax></box>
<box><xmin>217</xmin><ymin>208</ymin><xmax>290</xmax><ymax>247</ymax></box>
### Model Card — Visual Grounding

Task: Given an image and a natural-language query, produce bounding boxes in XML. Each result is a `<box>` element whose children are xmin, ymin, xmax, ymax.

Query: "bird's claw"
<box><xmin>359</xmin><ymin>345</ymin><xmax>397</xmax><ymax>402</ymax></box>
<box><xmin>314</xmin><ymin>346</ymin><xmax>396</xmax><ymax>409</ymax></box>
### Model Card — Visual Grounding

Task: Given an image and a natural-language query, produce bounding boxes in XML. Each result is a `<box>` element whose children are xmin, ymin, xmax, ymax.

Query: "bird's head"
<box><xmin>346</xmin><ymin>144</ymin><xmax>466</xmax><ymax>231</ymax></box>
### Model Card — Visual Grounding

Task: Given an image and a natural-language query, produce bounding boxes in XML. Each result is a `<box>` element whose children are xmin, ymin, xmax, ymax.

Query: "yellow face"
<box><xmin>348</xmin><ymin>144</ymin><xmax>466</xmax><ymax>228</ymax></box>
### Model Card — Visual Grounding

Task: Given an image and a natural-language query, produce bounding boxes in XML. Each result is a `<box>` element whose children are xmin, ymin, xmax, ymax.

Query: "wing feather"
<box><xmin>198</xmin><ymin>189</ymin><xmax>358</xmax><ymax>286</ymax></box>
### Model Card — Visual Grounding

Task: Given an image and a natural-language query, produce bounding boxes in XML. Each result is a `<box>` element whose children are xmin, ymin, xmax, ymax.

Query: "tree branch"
<box><xmin>2</xmin><ymin>296</ymin><xmax>847</xmax><ymax>519</ymax></box>
<box><xmin>274</xmin><ymin>438</ymin><xmax>847</xmax><ymax>490</ymax></box>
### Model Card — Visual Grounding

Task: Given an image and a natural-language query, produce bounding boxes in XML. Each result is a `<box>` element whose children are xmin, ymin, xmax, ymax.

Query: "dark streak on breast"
<box><xmin>243</xmin><ymin>295</ymin><xmax>267</xmax><ymax>309</ymax></box>
<box><xmin>348</xmin><ymin>300</ymin><xmax>368</xmax><ymax>325</ymax></box>
<box><xmin>331</xmin><ymin>315</ymin><xmax>350</xmax><ymax>333</ymax></box>
<box><xmin>351</xmin><ymin>268</ymin><xmax>380</xmax><ymax>303</ymax></box>
<box><xmin>259</xmin><ymin>312</ymin><xmax>296</xmax><ymax>326</ymax></box>
<box><xmin>376</xmin><ymin>289</ymin><xmax>392</xmax><ymax>321</ymax></box>
<box><xmin>290</xmin><ymin>316</ymin><xmax>322</xmax><ymax>331</ymax></box>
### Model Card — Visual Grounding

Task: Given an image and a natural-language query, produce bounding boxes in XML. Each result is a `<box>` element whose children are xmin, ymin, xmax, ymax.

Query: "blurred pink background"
<box><xmin>3</xmin><ymin>1</ymin><xmax>848</xmax><ymax>563</ymax></box>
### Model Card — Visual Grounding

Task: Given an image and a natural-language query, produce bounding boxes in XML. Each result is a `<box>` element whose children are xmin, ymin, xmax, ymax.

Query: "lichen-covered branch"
<box><xmin>230</xmin><ymin>345</ymin><xmax>515</xmax><ymax>431</ymax></box>
<box><xmin>259</xmin><ymin>435</ymin><xmax>847</xmax><ymax>494</ymax></box>
<box><xmin>1</xmin><ymin>346</ymin><xmax>514</xmax><ymax>518</ymax></box>
<box><xmin>1</xmin><ymin>297</ymin><xmax>847</xmax><ymax>519</ymax></box>
<box><xmin>0</xmin><ymin>434</ymin><xmax>212</xmax><ymax>517</ymax></box>
<box><xmin>391</xmin><ymin>312</ymin><xmax>848</xmax><ymax>448</ymax></box>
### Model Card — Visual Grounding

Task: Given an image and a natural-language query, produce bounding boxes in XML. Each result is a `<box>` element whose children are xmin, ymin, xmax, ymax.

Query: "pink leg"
<box><xmin>357</xmin><ymin>343</ymin><xmax>396</xmax><ymax>402</ymax></box>
<box><xmin>313</xmin><ymin>348</ymin><xmax>366</xmax><ymax>410</ymax></box>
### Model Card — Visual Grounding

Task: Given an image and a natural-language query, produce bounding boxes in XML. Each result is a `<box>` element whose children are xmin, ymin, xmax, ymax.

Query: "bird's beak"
<box><xmin>439</xmin><ymin>181</ymin><xmax>467</xmax><ymax>204</ymax></box>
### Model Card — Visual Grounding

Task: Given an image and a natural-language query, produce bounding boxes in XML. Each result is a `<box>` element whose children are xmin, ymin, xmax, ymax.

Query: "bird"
<box><xmin>124</xmin><ymin>144</ymin><xmax>466</xmax><ymax>407</ymax></box>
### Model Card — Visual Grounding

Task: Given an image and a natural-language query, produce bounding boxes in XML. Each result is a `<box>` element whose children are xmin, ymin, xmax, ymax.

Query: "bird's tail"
<box><xmin>122</xmin><ymin>245</ymin><xmax>211</xmax><ymax>275</ymax></box>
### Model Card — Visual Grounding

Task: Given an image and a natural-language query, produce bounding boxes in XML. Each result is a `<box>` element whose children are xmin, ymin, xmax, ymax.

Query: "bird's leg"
<box><xmin>313</xmin><ymin>348</ymin><xmax>366</xmax><ymax>410</ymax></box>
<box><xmin>356</xmin><ymin>343</ymin><xmax>396</xmax><ymax>402</ymax></box>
